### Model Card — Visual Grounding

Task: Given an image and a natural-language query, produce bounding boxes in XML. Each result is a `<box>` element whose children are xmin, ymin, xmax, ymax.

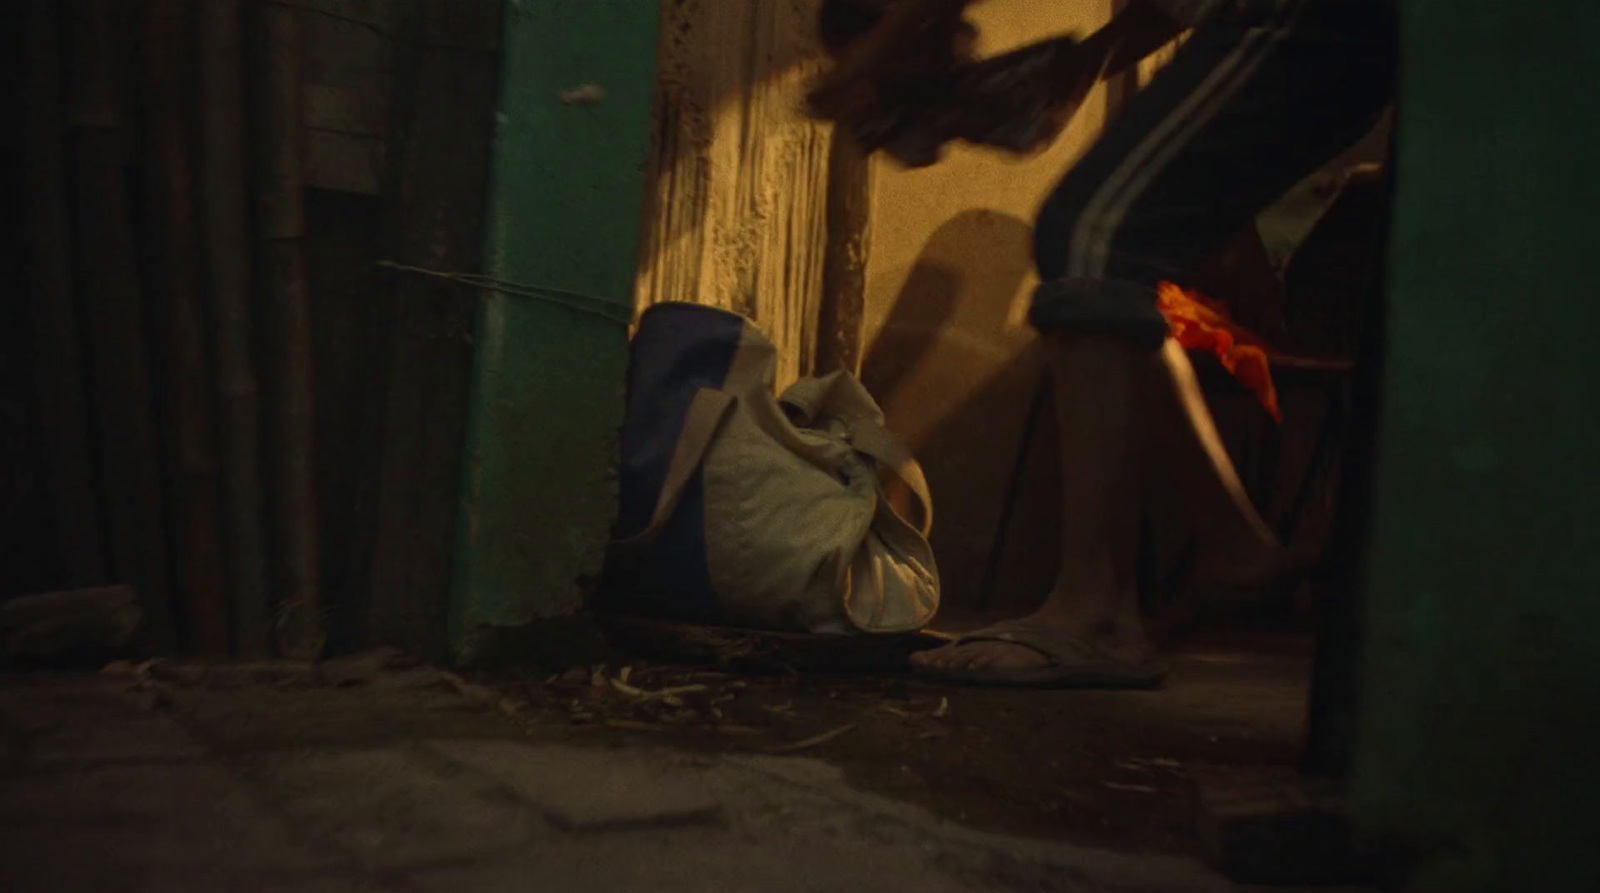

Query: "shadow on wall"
<box><xmin>862</xmin><ymin>209</ymin><xmax>1063</xmax><ymax>615</ymax></box>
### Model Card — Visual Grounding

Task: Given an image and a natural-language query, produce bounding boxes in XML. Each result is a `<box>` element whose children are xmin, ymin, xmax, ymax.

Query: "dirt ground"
<box><xmin>474</xmin><ymin>627</ymin><xmax>1315</xmax><ymax>859</ymax></box>
<box><xmin>13</xmin><ymin>618</ymin><xmax>1316</xmax><ymax>865</ymax></box>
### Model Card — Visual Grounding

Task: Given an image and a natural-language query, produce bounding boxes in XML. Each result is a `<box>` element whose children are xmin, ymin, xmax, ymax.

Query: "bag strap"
<box><xmin>614</xmin><ymin>387</ymin><xmax>736</xmax><ymax>546</ymax></box>
<box><xmin>847</xmin><ymin>418</ymin><xmax>934</xmax><ymax>537</ymax></box>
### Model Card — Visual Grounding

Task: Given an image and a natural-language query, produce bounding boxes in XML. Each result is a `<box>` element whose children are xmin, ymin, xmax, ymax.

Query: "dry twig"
<box><xmin>772</xmin><ymin>723</ymin><xmax>856</xmax><ymax>753</ymax></box>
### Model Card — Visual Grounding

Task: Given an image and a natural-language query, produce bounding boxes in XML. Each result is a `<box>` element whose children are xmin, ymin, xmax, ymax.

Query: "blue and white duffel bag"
<box><xmin>603</xmin><ymin>302</ymin><xmax>939</xmax><ymax>635</ymax></box>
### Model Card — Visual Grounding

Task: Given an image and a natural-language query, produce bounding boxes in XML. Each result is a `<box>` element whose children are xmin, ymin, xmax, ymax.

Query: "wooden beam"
<box><xmin>816</xmin><ymin>131</ymin><xmax>872</xmax><ymax>375</ymax></box>
<box><xmin>251</xmin><ymin>1</ymin><xmax>325</xmax><ymax>659</ymax></box>
<box><xmin>633</xmin><ymin>0</ymin><xmax>832</xmax><ymax>390</ymax></box>
<box><xmin>19</xmin><ymin>0</ymin><xmax>105</xmax><ymax>589</ymax></box>
<box><xmin>63</xmin><ymin>0</ymin><xmax>176</xmax><ymax>651</ymax></box>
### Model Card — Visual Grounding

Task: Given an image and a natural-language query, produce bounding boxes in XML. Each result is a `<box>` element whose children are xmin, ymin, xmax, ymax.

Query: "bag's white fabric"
<box><xmin>624</xmin><ymin>325</ymin><xmax>939</xmax><ymax>634</ymax></box>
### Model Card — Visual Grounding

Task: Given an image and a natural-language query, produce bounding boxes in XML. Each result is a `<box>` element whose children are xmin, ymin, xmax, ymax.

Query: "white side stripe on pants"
<box><xmin>1066</xmin><ymin>0</ymin><xmax>1302</xmax><ymax>279</ymax></box>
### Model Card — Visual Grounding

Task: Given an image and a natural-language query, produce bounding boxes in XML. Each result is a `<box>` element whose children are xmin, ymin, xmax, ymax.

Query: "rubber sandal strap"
<box><xmin>950</xmin><ymin>618</ymin><xmax>1109</xmax><ymax>668</ymax></box>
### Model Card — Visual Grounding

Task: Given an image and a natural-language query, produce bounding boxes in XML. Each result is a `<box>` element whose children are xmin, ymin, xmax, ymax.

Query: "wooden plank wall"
<box><xmin>633</xmin><ymin>0</ymin><xmax>833</xmax><ymax>388</ymax></box>
<box><xmin>3</xmin><ymin>0</ymin><xmax>501</xmax><ymax>660</ymax></box>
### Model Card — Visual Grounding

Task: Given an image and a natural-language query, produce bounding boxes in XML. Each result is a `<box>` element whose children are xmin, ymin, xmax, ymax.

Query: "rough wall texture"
<box><xmin>859</xmin><ymin>0</ymin><xmax>1113</xmax><ymax>611</ymax></box>
<box><xmin>634</xmin><ymin>0</ymin><xmax>832</xmax><ymax>389</ymax></box>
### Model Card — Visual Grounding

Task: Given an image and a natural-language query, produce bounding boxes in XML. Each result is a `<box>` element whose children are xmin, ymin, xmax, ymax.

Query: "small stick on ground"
<box><xmin>772</xmin><ymin>724</ymin><xmax>857</xmax><ymax>753</ymax></box>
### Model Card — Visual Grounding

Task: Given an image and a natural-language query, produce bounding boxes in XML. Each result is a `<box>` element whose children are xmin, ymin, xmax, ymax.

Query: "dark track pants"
<box><xmin>1029</xmin><ymin>0</ymin><xmax>1399</xmax><ymax>346</ymax></box>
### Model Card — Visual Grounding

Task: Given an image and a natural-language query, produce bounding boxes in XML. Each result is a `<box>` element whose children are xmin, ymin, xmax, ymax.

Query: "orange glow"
<box><xmin>1156</xmin><ymin>281</ymin><xmax>1281</xmax><ymax>423</ymax></box>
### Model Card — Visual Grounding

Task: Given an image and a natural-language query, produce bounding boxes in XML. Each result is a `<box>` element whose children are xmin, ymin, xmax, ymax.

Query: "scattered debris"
<box><xmin>317</xmin><ymin>646</ymin><xmax>413</xmax><ymax>687</ymax></box>
<box><xmin>1103</xmin><ymin>781</ymin><xmax>1162</xmax><ymax>794</ymax></box>
<box><xmin>714</xmin><ymin>724</ymin><xmax>764</xmax><ymax>736</ymax></box>
<box><xmin>135</xmin><ymin>684</ymin><xmax>177</xmax><ymax>711</ymax></box>
<box><xmin>1</xmin><ymin>585</ymin><xmax>141</xmax><ymax>663</ymax></box>
<box><xmin>441</xmin><ymin>671</ymin><xmax>499</xmax><ymax>705</ymax></box>
<box><xmin>144</xmin><ymin>660</ymin><xmax>206</xmax><ymax>686</ymax></box>
<box><xmin>612</xmin><ymin>679</ymin><xmax>708</xmax><ymax>701</ymax></box>
<box><xmin>1117</xmin><ymin>756</ymin><xmax>1184</xmax><ymax>773</ymax></box>
<box><xmin>146</xmin><ymin>659</ymin><xmax>318</xmax><ymax>690</ymax></box>
<box><xmin>605</xmin><ymin>719</ymin><xmax>662</xmax><ymax>732</ymax></box>
<box><xmin>933</xmin><ymin>697</ymin><xmax>950</xmax><ymax>719</ymax></box>
<box><xmin>101</xmin><ymin>658</ymin><xmax>158</xmax><ymax>678</ymax></box>
<box><xmin>99</xmin><ymin>658</ymin><xmax>180</xmax><ymax>710</ymax></box>
<box><xmin>772</xmin><ymin>723</ymin><xmax>856</xmax><ymax>753</ymax></box>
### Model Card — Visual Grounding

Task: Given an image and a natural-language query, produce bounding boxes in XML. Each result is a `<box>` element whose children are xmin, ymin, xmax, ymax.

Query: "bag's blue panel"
<box><xmin>615</xmin><ymin>303</ymin><xmax>744</xmax><ymax>535</ymax></box>
<box><xmin>623</xmin><ymin>465</ymin><xmax>722</xmax><ymax>624</ymax></box>
<box><xmin>604</xmin><ymin>303</ymin><xmax>747</xmax><ymax>622</ymax></box>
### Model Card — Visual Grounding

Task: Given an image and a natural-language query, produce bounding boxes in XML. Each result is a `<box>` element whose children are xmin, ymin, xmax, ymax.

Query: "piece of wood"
<box><xmin>63</xmin><ymin>0</ymin><xmax>176</xmax><ymax>652</ymax></box>
<box><xmin>252</xmin><ymin>1</ymin><xmax>326</xmax><ymax>660</ymax></box>
<box><xmin>815</xmin><ymin>130</ymin><xmax>872</xmax><ymax>374</ymax></box>
<box><xmin>199</xmin><ymin>0</ymin><xmax>272</xmax><ymax>657</ymax></box>
<box><xmin>634</xmin><ymin>0</ymin><xmax>833</xmax><ymax>389</ymax></box>
<box><xmin>293</xmin><ymin>0</ymin><xmax>400</xmax><ymax>633</ymax></box>
<box><xmin>299</xmin><ymin>4</ymin><xmax>394</xmax><ymax>195</ymax></box>
<box><xmin>1</xmin><ymin>586</ymin><xmax>142</xmax><ymax>662</ymax></box>
<box><xmin>142</xmin><ymin>0</ymin><xmax>230</xmax><ymax>655</ymax></box>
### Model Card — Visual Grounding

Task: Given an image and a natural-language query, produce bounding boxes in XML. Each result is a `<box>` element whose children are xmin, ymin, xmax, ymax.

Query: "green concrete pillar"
<box><xmin>450</xmin><ymin>1</ymin><xmax>660</xmax><ymax>662</ymax></box>
<box><xmin>1351</xmin><ymin>2</ymin><xmax>1600</xmax><ymax>890</ymax></box>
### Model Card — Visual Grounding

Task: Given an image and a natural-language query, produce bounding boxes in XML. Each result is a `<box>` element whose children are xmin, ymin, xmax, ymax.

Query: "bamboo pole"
<box><xmin>815</xmin><ymin>132</ymin><xmax>871</xmax><ymax>375</ymax></box>
<box><xmin>362</xmin><ymin>0</ymin><xmax>501</xmax><ymax>659</ymax></box>
<box><xmin>141</xmin><ymin>0</ymin><xmax>230</xmax><ymax>654</ymax></box>
<box><xmin>19</xmin><ymin>0</ymin><xmax>105</xmax><ymax>588</ymax></box>
<box><xmin>251</xmin><ymin>1</ymin><xmax>325</xmax><ymax>660</ymax></box>
<box><xmin>62</xmin><ymin>0</ymin><xmax>176</xmax><ymax>651</ymax></box>
<box><xmin>198</xmin><ymin>0</ymin><xmax>271</xmax><ymax>657</ymax></box>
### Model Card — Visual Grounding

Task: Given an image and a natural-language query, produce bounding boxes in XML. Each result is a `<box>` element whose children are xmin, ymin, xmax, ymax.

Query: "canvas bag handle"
<box><xmin>844</xmin><ymin>418</ymin><xmax>934</xmax><ymax>537</ymax></box>
<box><xmin>613</xmin><ymin>387</ymin><xmax>735</xmax><ymax>546</ymax></box>
<box><xmin>617</xmin><ymin>380</ymin><xmax>934</xmax><ymax>546</ymax></box>
<box><xmin>780</xmin><ymin>372</ymin><xmax>934</xmax><ymax>537</ymax></box>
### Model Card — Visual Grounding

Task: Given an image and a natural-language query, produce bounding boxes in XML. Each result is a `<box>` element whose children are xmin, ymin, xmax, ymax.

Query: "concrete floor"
<box><xmin>0</xmin><ymin>641</ymin><xmax>1352</xmax><ymax>893</ymax></box>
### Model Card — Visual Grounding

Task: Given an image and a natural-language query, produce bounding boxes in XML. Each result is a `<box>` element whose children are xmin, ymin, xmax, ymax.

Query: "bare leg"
<box><xmin>912</xmin><ymin>335</ymin><xmax>1295</xmax><ymax>676</ymax></box>
<box><xmin>914</xmin><ymin>333</ymin><xmax>1152</xmax><ymax>674</ymax></box>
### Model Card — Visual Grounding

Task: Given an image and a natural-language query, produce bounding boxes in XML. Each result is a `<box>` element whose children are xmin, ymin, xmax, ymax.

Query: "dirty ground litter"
<box><xmin>479</xmin><ymin>629</ymin><xmax>1313</xmax><ymax>857</ymax></box>
<box><xmin>1</xmin><ymin>633</ymin><xmax>1314</xmax><ymax>892</ymax></box>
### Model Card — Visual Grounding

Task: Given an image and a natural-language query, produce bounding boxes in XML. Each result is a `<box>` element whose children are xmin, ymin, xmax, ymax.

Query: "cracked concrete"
<box><xmin>0</xmin><ymin>669</ymin><xmax>1250</xmax><ymax>893</ymax></box>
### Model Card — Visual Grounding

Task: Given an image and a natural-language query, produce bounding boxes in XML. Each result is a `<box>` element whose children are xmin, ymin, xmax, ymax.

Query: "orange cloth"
<box><xmin>1156</xmin><ymin>281</ymin><xmax>1282</xmax><ymax>423</ymax></box>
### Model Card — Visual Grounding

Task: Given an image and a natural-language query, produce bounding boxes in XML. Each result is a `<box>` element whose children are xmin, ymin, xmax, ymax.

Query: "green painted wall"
<box><xmin>1351</xmin><ymin>2</ymin><xmax>1600</xmax><ymax>890</ymax></box>
<box><xmin>450</xmin><ymin>0</ymin><xmax>660</xmax><ymax>660</ymax></box>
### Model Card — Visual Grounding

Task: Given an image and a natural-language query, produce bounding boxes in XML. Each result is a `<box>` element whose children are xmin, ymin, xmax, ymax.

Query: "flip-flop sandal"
<box><xmin>911</xmin><ymin>617</ymin><xmax>1166</xmax><ymax>689</ymax></box>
